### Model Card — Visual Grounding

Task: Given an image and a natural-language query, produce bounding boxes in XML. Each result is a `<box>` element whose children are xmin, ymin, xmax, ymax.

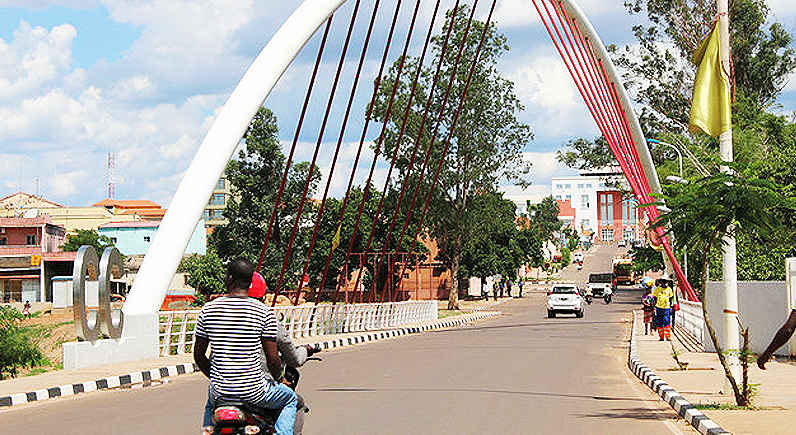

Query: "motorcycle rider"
<box><xmin>194</xmin><ymin>257</ymin><xmax>298</xmax><ymax>434</ymax></box>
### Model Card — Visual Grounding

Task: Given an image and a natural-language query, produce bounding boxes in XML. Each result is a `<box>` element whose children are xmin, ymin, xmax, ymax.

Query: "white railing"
<box><xmin>676</xmin><ymin>299</ymin><xmax>704</xmax><ymax>347</ymax></box>
<box><xmin>158</xmin><ymin>300</ymin><xmax>438</xmax><ymax>357</ymax></box>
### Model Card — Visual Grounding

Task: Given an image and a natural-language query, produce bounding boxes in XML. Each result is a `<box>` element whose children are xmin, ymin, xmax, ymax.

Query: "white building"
<box><xmin>551</xmin><ymin>168</ymin><xmax>644</xmax><ymax>242</ymax></box>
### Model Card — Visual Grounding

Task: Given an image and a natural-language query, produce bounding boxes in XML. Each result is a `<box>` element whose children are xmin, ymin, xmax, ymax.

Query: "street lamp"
<box><xmin>647</xmin><ymin>139</ymin><xmax>683</xmax><ymax>178</ymax></box>
<box><xmin>665</xmin><ymin>175</ymin><xmax>689</xmax><ymax>185</ymax></box>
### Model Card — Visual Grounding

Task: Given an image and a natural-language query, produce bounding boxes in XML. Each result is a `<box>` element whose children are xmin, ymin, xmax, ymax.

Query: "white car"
<box><xmin>572</xmin><ymin>252</ymin><xmax>584</xmax><ymax>263</ymax></box>
<box><xmin>547</xmin><ymin>284</ymin><xmax>584</xmax><ymax>318</ymax></box>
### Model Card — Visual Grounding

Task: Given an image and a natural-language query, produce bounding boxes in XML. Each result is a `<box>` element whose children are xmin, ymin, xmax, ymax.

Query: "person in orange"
<box><xmin>652</xmin><ymin>275</ymin><xmax>674</xmax><ymax>341</ymax></box>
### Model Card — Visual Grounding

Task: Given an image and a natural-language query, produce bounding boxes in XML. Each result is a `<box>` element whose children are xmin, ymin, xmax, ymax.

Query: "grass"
<box><xmin>438</xmin><ymin>309</ymin><xmax>462</xmax><ymax>319</ymax></box>
<box><xmin>694</xmin><ymin>403</ymin><xmax>759</xmax><ymax>411</ymax></box>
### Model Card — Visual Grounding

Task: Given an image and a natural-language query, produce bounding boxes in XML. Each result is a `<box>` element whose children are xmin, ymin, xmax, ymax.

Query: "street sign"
<box><xmin>30</xmin><ymin>255</ymin><xmax>41</xmax><ymax>266</ymax></box>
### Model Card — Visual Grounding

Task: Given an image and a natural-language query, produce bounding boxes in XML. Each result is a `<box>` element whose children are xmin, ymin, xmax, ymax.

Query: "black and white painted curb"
<box><xmin>628</xmin><ymin>311</ymin><xmax>731</xmax><ymax>435</ymax></box>
<box><xmin>0</xmin><ymin>362</ymin><xmax>196</xmax><ymax>408</ymax></box>
<box><xmin>0</xmin><ymin>311</ymin><xmax>499</xmax><ymax>408</ymax></box>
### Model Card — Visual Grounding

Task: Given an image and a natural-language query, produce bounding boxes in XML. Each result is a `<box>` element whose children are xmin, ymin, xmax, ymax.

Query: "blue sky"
<box><xmin>1</xmin><ymin>0</ymin><xmax>794</xmax><ymax>209</ymax></box>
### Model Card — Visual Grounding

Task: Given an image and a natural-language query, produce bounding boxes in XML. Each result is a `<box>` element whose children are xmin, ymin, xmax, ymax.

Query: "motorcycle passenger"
<box><xmin>194</xmin><ymin>257</ymin><xmax>298</xmax><ymax>434</ymax></box>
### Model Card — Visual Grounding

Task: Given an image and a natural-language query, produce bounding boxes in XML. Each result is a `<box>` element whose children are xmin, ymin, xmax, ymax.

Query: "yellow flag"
<box><xmin>331</xmin><ymin>223</ymin><xmax>342</xmax><ymax>251</ymax></box>
<box><xmin>689</xmin><ymin>23</ymin><xmax>732</xmax><ymax>136</ymax></box>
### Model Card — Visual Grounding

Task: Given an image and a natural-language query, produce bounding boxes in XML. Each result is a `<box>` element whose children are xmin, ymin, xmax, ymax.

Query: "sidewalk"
<box><xmin>631</xmin><ymin>310</ymin><xmax>796</xmax><ymax>435</ymax></box>
<box><xmin>0</xmin><ymin>303</ymin><xmax>504</xmax><ymax>408</ymax></box>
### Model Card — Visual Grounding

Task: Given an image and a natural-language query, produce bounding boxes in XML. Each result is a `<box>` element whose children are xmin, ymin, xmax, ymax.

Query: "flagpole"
<box><xmin>717</xmin><ymin>0</ymin><xmax>740</xmax><ymax>381</ymax></box>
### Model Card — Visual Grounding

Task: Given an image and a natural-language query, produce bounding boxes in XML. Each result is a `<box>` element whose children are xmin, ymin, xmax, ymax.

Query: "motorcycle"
<box><xmin>205</xmin><ymin>350</ymin><xmax>320</xmax><ymax>435</ymax></box>
<box><xmin>584</xmin><ymin>292</ymin><xmax>592</xmax><ymax>305</ymax></box>
<box><xmin>603</xmin><ymin>287</ymin><xmax>613</xmax><ymax>304</ymax></box>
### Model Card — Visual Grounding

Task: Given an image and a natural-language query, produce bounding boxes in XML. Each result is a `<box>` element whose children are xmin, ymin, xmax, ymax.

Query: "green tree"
<box><xmin>371</xmin><ymin>5</ymin><xmax>532</xmax><ymax>309</ymax></box>
<box><xmin>525</xmin><ymin>196</ymin><xmax>562</xmax><ymax>245</ymax></box>
<box><xmin>556</xmin><ymin>136</ymin><xmax>616</xmax><ymax>171</ymax></box>
<box><xmin>457</xmin><ymin>193</ymin><xmax>528</xmax><ymax>282</ymax></box>
<box><xmin>630</xmin><ymin>245</ymin><xmax>665</xmax><ymax>274</ymax></box>
<box><xmin>178</xmin><ymin>250</ymin><xmax>226</xmax><ymax>302</ymax></box>
<box><xmin>0</xmin><ymin>306</ymin><xmax>47</xmax><ymax>379</ymax></box>
<box><xmin>62</xmin><ymin>229</ymin><xmax>114</xmax><ymax>253</ymax></box>
<box><xmin>209</xmin><ymin>107</ymin><xmax>320</xmax><ymax>295</ymax></box>
<box><xmin>651</xmin><ymin>168</ymin><xmax>795</xmax><ymax>405</ymax></box>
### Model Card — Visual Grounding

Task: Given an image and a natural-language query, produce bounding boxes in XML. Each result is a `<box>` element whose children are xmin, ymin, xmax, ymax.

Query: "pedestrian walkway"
<box><xmin>631</xmin><ymin>310</ymin><xmax>796</xmax><ymax>435</ymax></box>
<box><xmin>0</xmin><ymin>305</ymin><xmax>503</xmax><ymax>408</ymax></box>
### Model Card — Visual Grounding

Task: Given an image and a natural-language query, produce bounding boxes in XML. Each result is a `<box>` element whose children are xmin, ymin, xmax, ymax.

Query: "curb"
<box><xmin>628</xmin><ymin>310</ymin><xmax>731</xmax><ymax>435</ymax></box>
<box><xmin>0</xmin><ymin>362</ymin><xmax>196</xmax><ymax>408</ymax></box>
<box><xmin>0</xmin><ymin>311</ymin><xmax>500</xmax><ymax>408</ymax></box>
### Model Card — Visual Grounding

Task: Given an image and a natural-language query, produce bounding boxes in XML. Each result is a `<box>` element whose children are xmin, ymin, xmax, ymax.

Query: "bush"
<box><xmin>0</xmin><ymin>306</ymin><xmax>48</xmax><ymax>379</ymax></box>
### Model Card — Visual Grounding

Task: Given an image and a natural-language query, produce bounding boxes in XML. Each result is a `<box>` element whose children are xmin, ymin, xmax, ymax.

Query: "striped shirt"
<box><xmin>195</xmin><ymin>296</ymin><xmax>278</xmax><ymax>403</ymax></box>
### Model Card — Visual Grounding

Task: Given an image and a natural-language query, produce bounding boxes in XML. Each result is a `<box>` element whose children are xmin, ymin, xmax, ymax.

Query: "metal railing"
<box><xmin>158</xmin><ymin>300</ymin><xmax>438</xmax><ymax>357</ymax></box>
<box><xmin>676</xmin><ymin>299</ymin><xmax>704</xmax><ymax>348</ymax></box>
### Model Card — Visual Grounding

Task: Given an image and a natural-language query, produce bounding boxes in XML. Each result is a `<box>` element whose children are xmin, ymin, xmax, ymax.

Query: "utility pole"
<box><xmin>717</xmin><ymin>0</ymin><xmax>740</xmax><ymax>378</ymax></box>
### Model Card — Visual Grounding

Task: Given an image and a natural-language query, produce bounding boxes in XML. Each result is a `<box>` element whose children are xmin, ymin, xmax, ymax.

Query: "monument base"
<box><xmin>62</xmin><ymin>313</ymin><xmax>159</xmax><ymax>371</ymax></box>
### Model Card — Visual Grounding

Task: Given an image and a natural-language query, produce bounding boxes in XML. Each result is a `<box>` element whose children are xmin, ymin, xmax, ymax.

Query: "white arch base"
<box><xmin>62</xmin><ymin>315</ymin><xmax>158</xmax><ymax>370</ymax></box>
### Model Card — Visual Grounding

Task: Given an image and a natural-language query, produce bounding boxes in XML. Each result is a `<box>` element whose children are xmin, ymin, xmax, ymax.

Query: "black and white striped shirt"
<box><xmin>195</xmin><ymin>296</ymin><xmax>278</xmax><ymax>403</ymax></box>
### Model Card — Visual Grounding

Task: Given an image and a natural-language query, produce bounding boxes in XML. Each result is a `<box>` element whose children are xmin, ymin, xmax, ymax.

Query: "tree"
<box><xmin>457</xmin><ymin>192</ymin><xmax>530</xmax><ymax>282</ymax></box>
<box><xmin>616</xmin><ymin>0</ymin><xmax>795</xmax><ymax>134</ymax></box>
<box><xmin>525</xmin><ymin>196</ymin><xmax>562</xmax><ymax>244</ymax></box>
<box><xmin>178</xmin><ymin>250</ymin><xmax>226</xmax><ymax>302</ymax></box>
<box><xmin>209</xmin><ymin>107</ymin><xmax>320</xmax><ymax>294</ymax></box>
<box><xmin>556</xmin><ymin>136</ymin><xmax>616</xmax><ymax>171</ymax></box>
<box><xmin>651</xmin><ymin>167</ymin><xmax>795</xmax><ymax>405</ymax></box>
<box><xmin>62</xmin><ymin>229</ymin><xmax>114</xmax><ymax>253</ymax></box>
<box><xmin>371</xmin><ymin>5</ymin><xmax>532</xmax><ymax>309</ymax></box>
<box><xmin>0</xmin><ymin>306</ymin><xmax>47</xmax><ymax>379</ymax></box>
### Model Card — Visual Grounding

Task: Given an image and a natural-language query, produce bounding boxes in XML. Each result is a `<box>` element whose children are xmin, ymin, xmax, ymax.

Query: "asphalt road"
<box><xmin>1</xmin><ymin>244</ymin><xmax>695</xmax><ymax>434</ymax></box>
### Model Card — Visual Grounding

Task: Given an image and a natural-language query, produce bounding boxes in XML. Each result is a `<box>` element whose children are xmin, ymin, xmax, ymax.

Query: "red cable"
<box><xmin>292</xmin><ymin>0</ymin><xmax>384</xmax><ymax>306</ymax></box>
<box><xmin>359</xmin><ymin>0</ymin><xmax>466</xmax><ymax>302</ymax></box>
<box><xmin>391</xmin><ymin>0</ymin><xmax>498</xmax><ymax>299</ymax></box>
<box><xmin>256</xmin><ymin>17</ymin><xmax>333</xmax><ymax>274</ymax></box>
<box><xmin>371</xmin><ymin>0</ymin><xmax>478</xmax><ymax>300</ymax></box>
<box><xmin>315</xmin><ymin>0</ymin><xmax>404</xmax><ymax>305</ymax></box>
<box><xmin>271</xmin><ymin>0</ymin><xmax>364</xmax><ymax>305</ymax></box>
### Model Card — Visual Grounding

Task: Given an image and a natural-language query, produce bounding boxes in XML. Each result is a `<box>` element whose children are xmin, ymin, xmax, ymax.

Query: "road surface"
<box><xmin>1</xmin><ymin>244</ymin><xmax>695</xmax><ymax>434</ymax></box>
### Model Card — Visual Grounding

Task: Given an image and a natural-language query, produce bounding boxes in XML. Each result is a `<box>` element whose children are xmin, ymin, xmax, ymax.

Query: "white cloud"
<box><xmin>0</xmin><ymin>22</ymin><xmax>76</xmax><ymax>100</ymax></box>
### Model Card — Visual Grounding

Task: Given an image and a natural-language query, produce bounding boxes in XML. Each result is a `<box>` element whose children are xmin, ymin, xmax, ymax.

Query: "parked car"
<box><xmin>587</xmin><ymin>273</ymin><xmax>614</xmax><ymax>297</ymax></box>
<box><xmin>547</xmin><ymin>284</ymin><xmax>584</xmax><ymax>318</ymax></box>
<box><xmin>572</xmin><ymin>252</ymin><xmax>584</xmax><ymax>263</ymax></box>
<box><xmin>618</xmin><ymin>239</ymin><xmax>627</xmax><ymax>247</ymax></box>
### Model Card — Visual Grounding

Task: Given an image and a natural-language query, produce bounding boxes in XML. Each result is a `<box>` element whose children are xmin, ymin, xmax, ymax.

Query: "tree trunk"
<box><xmin>699</xmin><ymin>238</ymin><xmax>744</xmax><ymax>405</ymax></box>
<box><xmin>448</xmin><ymin>235</ymin><xmax>462</xmax><ymax>310</ymax></box>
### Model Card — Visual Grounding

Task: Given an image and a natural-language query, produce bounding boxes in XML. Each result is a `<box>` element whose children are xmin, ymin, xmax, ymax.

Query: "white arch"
<box><xmin>124</xmin><ymin>0</ymin><xmax>659</xmax><ymax>316</ymax></box>
<box><xmin>123</xmin><ymin>0</ymin><xmax>347</xmax><ymax>315</ymax></box>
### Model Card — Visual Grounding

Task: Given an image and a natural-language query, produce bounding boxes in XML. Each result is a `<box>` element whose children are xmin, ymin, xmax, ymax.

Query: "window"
<box><xmin>586</xmin><ymin>184</ymin><xmax>592</xmax><ymax>188</ymax></box>
<box><xmin>599</xmin><ymin>194</ymin><xmax>613</xmax><ymax>225</ymax></box>
<box><xmin>110</xmin><ymin>237</ymin><xmax>117</xmax><ymax>243</ymax></box>
<box><xmin>26</xmin><ymin>235</ymin><xmax>36</xmax><ymax>245</ymax></box>
<box><xmin>0</xmin><ymin>237</ymin><xmax>6</xmax><ymax>246</ymax></box>
<box><xmin>555</xmin><ymin>195</ymin><xmax>562</xmax><ymax>200</ymax></box>
<box><xmin>209</xmin><ymin>193</ymin><xmax>225</xmax><ymax>206</ymax></box>
<box><xmin>581</xmin><ymin>195</ymin><xmax>589</xmax><ymax>208</ymax></box>
<box><xmin>577</xmin><ymin>183</ymin><xmax>584</xmax><ymax>189</ymax></box>
<box><xmin>143</xmin><ymin>236</ymin><xmax>151</xmax><ymax>243</ymax></box>
<box><xmin>203</xmin><ymin>209</ymin><xmax>211</xmax><ymax>220</ymax></box>
<box><xmin>601</xmin><ymin>228</ymin><xmax>613</xmax><ymax>241</ymax></box>
<box><xmin>565</xmin><ymin>195</ymin><xmax>571</xmax><ymax>203</ymax></box>
<box><xmin>213</xmin><ymin>209</ymin><xmax>224</xmax><ymax>219</ymax></box>
<box><xmin>216</xmin><ymin>178</ymin><xmax>225</xmax><ymax>190</ymax></box>
<box><xmin>564</xmin><ymin>184</ymin><xmax>571</xmax><ymax>189</ymax></box>
<box><xmin>555</xmin><ymin>184</ymin><xmax>563</xmax><ymax>189</ymax></box>
<box><xmin>581</xmin><ymin>219</ymin><xmax>590</xmax><ymax>229</ymax></box>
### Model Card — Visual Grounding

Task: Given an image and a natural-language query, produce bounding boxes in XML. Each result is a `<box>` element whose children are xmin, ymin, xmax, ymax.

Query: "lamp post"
<box><xmin>646</xmin><ymin>139</ymin><xmax>683</xmax><ymax>178</ymax></box>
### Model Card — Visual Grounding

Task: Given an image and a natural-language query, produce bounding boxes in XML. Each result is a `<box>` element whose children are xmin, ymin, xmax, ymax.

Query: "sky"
<box><xmin>1</xmin><ymin>0</ymin><xmax>795</xmax><ymax>211</ymax></box>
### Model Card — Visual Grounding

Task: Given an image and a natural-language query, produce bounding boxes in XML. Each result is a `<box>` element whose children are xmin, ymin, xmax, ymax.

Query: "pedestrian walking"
<box><xmin>22</xmin><ymin>300</ymin><xmax>31</xmax><ymax>318</ymax></box>
<box><xmin>491</xmin><ymin>279</ymin><xmax>498</xmax><ymax>301</ymax></box>
<box><xmin>506</xmin><ymin>278</ymin><xmax>512</xmax><ymax>298</ymax></box>
<box><xmin>517</xmin><ymin>279</ymin><xmax>523</xmax><ymax>298</ymax></box>
<box><xmin>652</xmin><ymin>275</ymin><xmax>674</xmax><ymax>341</ymax></box>
<box><xmin>498</xmin><ymin>279</ymin><xmax>504</xmax><ymax>298</ymax></box>
<box><xmin>641</xmin><ymin>282</ymin><xmax>655</xmax><ymax>335</ymax></box>
<box><xmin>481</xmin><ymin>278</ymin><xmax>489</xmax><ymax>300</ymax></box>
